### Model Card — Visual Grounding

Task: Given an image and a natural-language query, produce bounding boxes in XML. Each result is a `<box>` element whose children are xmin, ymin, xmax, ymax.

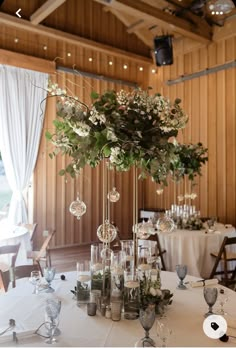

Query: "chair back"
<box><xmin>35</xmin><ymin>230</ymin><xmax>55</xmax><ymax>262</ymax></box>
<box><xmin>210</xmin><ymin>236</ymin><xmax>236</xmax><ymax>285</ymax></box>
<box><xmin>0</xmin><ymin>269</ymin><xmax>12</xmax><ymax>292</ymax></box>
<box><xmin>14</xmin><ymin>264</ymin><xmax>40</xmax><ymax>281</ymax></box>
<box><xmin>19</xmin><ymin>223</ymin><xmax>38</xmax><ymax>242</ymax></box>
<box><xmin>0</xmin><ymin>243</ymin><xmax>21</xmax><ymax>269</ymax></box>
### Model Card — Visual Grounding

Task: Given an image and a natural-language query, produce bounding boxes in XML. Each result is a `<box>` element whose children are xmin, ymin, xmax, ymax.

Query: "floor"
<box><xmin>48</xmin><ymin>244</ymin><xmax>91</xmax><ymax>273</ymax></box>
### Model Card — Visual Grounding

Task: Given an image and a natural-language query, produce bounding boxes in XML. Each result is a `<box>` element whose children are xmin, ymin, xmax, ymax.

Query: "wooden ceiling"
<box><xmin>0</xmin><ymin>0</ymin><xmax>236</xmax><ymax>61</ymax></box>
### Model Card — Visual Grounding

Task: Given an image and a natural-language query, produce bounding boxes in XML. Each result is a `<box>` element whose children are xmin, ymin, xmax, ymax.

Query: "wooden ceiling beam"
<box><xmin>30</xmin><ymin>0</ymin><xmax>66</xmax><ymax>25</ymax></box>
<box><xmin>96</xmin><ymin>0</ymin><xmax>212</xmax><ymax>43</ymax></box>
<box><xmin>0</xmin><ymin>12</ymin><xmax>152</xmax><ymax>64</ymax></box>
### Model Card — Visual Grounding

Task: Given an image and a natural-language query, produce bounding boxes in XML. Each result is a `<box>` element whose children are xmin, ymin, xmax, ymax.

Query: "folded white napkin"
<box><xmin>227</xmin><ymin>318</ymin><xmax>236</xmax><ymax>338</ymax></box>
<box><xmin>189</xmin><ymin>279</ymin><xmax>219</xmax><ymax>288</ymax></box>
<box><xmin>0</xmin><ymin>328</ymin><xmax>36</xmax><ymax>344</ymax></box>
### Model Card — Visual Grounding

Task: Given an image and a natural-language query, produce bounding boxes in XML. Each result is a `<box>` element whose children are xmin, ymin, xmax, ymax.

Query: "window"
<box><xmin>0</xmin><ymin>153</ymin><xmax>12</xmax><ymax>218</ymax></box>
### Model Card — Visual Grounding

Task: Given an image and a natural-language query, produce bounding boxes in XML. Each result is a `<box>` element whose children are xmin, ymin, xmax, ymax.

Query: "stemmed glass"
<box><xmin>30</xmin><ymin>270</ymin><xmax>41</xmax><ymax>294</ymax></box>
<box><xmin>203</xmin><ymin>287</ymin><xmax>218</xmax><ymax>317</ymax></box>
<box><xmin>176</xmin><ymin>264</ymin><xmax>187</xmax><ymax>289</ymax></box>
<box><xmin>45</xmin><ymin>299</ymin><xmax>61</xmax><ymax>344</ymax></box>
<box><xmin>44</xmin><ymin>268</ymin><xmax>56</xmax><ymax>293</ymax></box>
<box><xmin>156</xmin><ymin>321</ymin><xmax>172</xmax><ymax>347</ymax></box>
<box><xmin>136</xmin><ymin>306</ymin><xmax>156</xmax><ymax>347</ymax></box>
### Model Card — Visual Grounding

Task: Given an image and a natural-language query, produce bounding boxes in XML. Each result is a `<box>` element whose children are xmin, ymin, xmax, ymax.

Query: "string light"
<box><xmin>151</xmin><ymin>68</ymin><xmax>156</xmax><ymax>74</ymax></box>
<box><xmin>4</xmin><ymin>32</ymin><xmax>152</xmax><ymax>74</ymax></box>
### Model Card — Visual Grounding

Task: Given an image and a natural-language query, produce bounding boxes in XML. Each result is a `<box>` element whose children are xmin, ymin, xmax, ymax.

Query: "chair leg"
<box><xmin>36</xmin><ymin>260</ymin><xmax>43</xmax><ymax>276</ymax></box>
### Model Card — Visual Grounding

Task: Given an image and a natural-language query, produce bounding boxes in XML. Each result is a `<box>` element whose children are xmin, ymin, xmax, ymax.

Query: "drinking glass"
<box><xmin>203</xmin><ymin>287</ymin><xmax>218</xmax><ymax>317</ymax></box>
<box><xmin>176</xmin><ymin>264</ymin><xmax>187</xmax><ymax>289</ymax></box>
<box><xmin>44</xmin><ymin>267</ymin><xmax>56</xmax><ymax>293</ymax></box>
<box><xmin>136</xmin><ymin>306</ymin><xmax>156</xmax><ymax>347</ymax></box>
<box><xmin>44</xmin><ymin>298</ymin><xmax>61</xmax><ymax>344</ymax></box>
<box><xmin>156</xmin><ymin>321</ymin><xmax>172</xmax><ymax>347</ymax></box>
<box><xmin>217</xmin><ymin>288</ymin><xmax>228</xmax><ymax>316</ymax></box>
<box><xmin>30</xmin><ymin>270</ymin><xmax>41</xmax><ymax>294</ymax></box>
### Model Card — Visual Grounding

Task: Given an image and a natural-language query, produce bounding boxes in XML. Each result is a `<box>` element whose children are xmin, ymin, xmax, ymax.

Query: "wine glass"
<box><xmin>217</xmin><ymin>288</ymin><xmax>228</xmax><ymax>316</ymax></box>
<box><xmin>44</xmin><ymin>299</ymin><xmax>61</xmax><ymax>344</ymax></box>
<box><xmin>30</xmin><ymin>270</ymin><xmax>41</xmax><ymax>294</ymax></box>
<box><xmin>44</xmin><ymin>267</ymin><xmax>56</xmax><ymax>293</ymax></box>
<box><xmin>203</xmin><ymin>287</ymin><xmax>218</xmax><ymax>317</ymax></box>
<box><xmin>136</xmin><ymin>306</ymin><xmax>156</xmax><ymax>347</ymax></box>
<box><xmin>176</xmin><ymin>264</ymin><xmax>187</xmax><ymax>289</ymax></box>
<box><xmin>156</xmin><ymin>321</ymin><xmax>172</xmax><ymax>347</ymax></box>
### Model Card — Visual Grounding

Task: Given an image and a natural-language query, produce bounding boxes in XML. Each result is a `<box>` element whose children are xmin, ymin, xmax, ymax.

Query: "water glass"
<box><xmin>30</xmin><ymin>270</ymin><xmax>41</xmax><ymax>294</ymax></box>
<box><xmin>203</xmin><ymin>287</ymin><xmax>218</xmax><ymax>317</ymax></box>
<box><xmin>44</xmin><ymin>267</ymin><xmax>56</xmax><ymax>293</ymax></box>
<box><xmin>44</xmin><ymin>298</ymin><xmax>61</xmax><ymax>344</ymax></box>
<box><xmin>156</xmin><ymin>321</ymin><xmax>172</xmax><ymax>347</ymax></box>
<box><xmin>176</xmin><ymin>264</ymin><xmax>187</xmax><ymax>289</ymax></box>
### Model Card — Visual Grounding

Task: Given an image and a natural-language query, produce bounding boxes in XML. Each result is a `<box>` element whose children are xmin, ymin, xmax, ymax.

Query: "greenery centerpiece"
<box><xmin>46</xmin><ymin>83</ymin><xmax>189</xmax><ymax>185</ymax></box>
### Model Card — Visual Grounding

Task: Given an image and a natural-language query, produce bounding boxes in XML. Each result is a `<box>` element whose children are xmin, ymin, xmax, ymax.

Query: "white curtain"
<box><xmin>0</xmin><ymin>65</ymin><xmax>48</xmax><ymax>224</ymax></box>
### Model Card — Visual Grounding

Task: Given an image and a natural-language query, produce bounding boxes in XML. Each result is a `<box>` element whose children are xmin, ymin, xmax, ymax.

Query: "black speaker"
<box><xmin>154</xmin><ymin>36</ymin><xmax>173</xmax><ymax>67</ymax></box>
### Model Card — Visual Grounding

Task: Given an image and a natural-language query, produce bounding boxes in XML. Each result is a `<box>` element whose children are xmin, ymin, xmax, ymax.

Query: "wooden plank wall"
<box><xmin>146</xmin><ymin>36</ymin><xmax>236</xmax><ymax>226</ymax></box>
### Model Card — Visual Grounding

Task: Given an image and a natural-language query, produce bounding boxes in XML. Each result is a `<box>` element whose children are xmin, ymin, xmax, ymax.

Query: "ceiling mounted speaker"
<box><xmin>154</xmin><ymin>36</ymin><xmax>173</xmax><ymax>67</ymax></box>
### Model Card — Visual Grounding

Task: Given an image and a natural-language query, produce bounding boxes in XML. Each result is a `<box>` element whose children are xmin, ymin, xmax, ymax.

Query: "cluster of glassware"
<box><xmin>75</xmin><ymin>241</ymin><xmax>162</xmax><ymax>322</ymax></box>
<box><xmin>29</xmin><ymin>267</ymin><xmax>56</xmax><ymax>294</ymax></box>
<box><xmin>165</xmin><ymin>204</ymin><xmax>201</xmax><ymax>230</ymax></box>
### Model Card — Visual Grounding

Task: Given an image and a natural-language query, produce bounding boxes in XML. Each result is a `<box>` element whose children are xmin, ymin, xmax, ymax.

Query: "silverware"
<box><xmin>0</xmin><ymin>319</ymin><xmax>15</xmax><ymax>336</ymax></box>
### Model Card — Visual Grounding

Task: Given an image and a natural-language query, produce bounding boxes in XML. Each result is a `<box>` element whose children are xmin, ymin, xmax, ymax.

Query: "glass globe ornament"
<box><xmin>135</xmin><ymin>219</ymin><xmax>156</xmax><ymax>240</ymax></box>
<box><xmin>156</xmin><ymin>216</ymin><xmax>175</xmax><ymax>233</ymax></box>
<box><xmin>69</xmin><ymin>194</ymin><xmax>86</xmax><ymax>220</ymax></box>
<box><xmin>107</xmin><ymin>187</ymin><xmax>120</xmax><ymax>202</ymax></box>
<box><xmin>97</xmin><ymin>220</ymin><xmax>117</xmax><ymax>243</ymax></box>
<box><xmin>100</xmin><ymin>247</ymin><xmax>113</xmax><ymax>261</ymax></box>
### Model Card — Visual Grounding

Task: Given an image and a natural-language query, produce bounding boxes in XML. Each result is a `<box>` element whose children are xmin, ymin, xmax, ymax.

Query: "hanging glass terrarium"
<box><xmin>107</xmin><ymin>187</ymin><xmax>120</xmax><ymax>203</ymax></box>
<box><xmin>156</xmin><ymin>216</ymin><xmax>175</xmax><ymax>233</ymax></box>
<box><xmin>97</xmin><ymin>220</ymin><xmax>117</xmax><ymax>243</ymax></box>
<box><xmin>69</xmin><ymin>193</ymin><xmax>86</xmax><ymax>220</ymax></box>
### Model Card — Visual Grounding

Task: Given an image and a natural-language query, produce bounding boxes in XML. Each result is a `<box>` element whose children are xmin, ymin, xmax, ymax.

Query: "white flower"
<box><xmin>73</xmin><ymin>122</ymin><xmax>91</xmax><ymax>137</ymax></box>
<box><xmin>89</xmin><ymin>108</ymin><xmax>106</xmax><ymax>125</ymax></box>
<box><xmin>107</xmin><ymin>129</ymin><xmax>118</xmax><ymax>142</ymax></box>
<box><xmin>149</xmin><ymin>287</ymin><xmax>157</xmax><ymax>296</ymax></box>
<box><xmin>110</xmin><ymin>147</ymin><xmax>124</xmax><ymax>164</ymax></box>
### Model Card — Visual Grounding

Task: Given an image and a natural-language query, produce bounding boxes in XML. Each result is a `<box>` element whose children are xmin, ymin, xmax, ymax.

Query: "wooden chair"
<box><xmin>18</xmin><ymin>223</ymin><xmax>38</xmax><ymax>247</ymax></box>
<box><xmin>138</xmin><ymin>233</ymin><xmax>167</xmax><ymax>270</ymax></box>
<box><xmin>0</xmin><ymin>269</ymin><xmax>12</xmax><ymax>292</ymax></box>
<box><xmin>209</xmin><ymin>236</ymin><xmax>236</xmax><ymax>286</ymax></box>
<box><xmin>27</xmin><ymin>229</ymin><xmax>56</xmax><ymax>275</ymax></box>
<box><xmin>14</xmin><ymin>264</ymin><xmax>40</xmax><ymax>281</ymax></box>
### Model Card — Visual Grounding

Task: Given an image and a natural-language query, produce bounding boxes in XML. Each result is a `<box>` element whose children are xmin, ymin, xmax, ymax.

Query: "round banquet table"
<box><xmin>158</xmin><ymin>223</ymin><xmax>236</xmax><ymax>279</ymax></box>
<box><xmin>0</xmin><ymin>219</ymin><xmax>31</xmax><ymax>267</ymax></box>
<box><xmin>0</xmin><ymin>271</ymin><xmax>236</xmax><ymax>347</ymax></box>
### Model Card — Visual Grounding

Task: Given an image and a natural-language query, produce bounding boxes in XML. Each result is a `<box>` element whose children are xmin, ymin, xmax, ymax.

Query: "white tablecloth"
<box><xmin>0</xmin><ymin>271</ymin><xmax>236</xmax><ymax>347</ymax></box>
<box><xmin>0</xmin><ymin>220</ymin><xmax>31</xmax><ymax>267</ymax></box>
<box><xmin>158</xmin><ymin>223</ymin><xmax>236</xmax><ymax>278</ymax></box>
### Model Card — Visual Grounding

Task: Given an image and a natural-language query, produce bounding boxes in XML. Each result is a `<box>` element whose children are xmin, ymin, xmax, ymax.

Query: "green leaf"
<box><xmin>59</xmin><ymin>169</ymin><xmax>66</xmax><ymax>176</ymax></box>
<box><xmin>49</xmin><ymin>153</ymin><xmax>53</xmax><ymax>159</ymax></box>
<box><xmin>45</xmin><ymin>131</ymin><xmax>52</xmax><ymax>140</ymax></box>
<box><xmin>91</xmin><ymin>91</ymin><xmax>99</xmax><ymax>100</ymax></box>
